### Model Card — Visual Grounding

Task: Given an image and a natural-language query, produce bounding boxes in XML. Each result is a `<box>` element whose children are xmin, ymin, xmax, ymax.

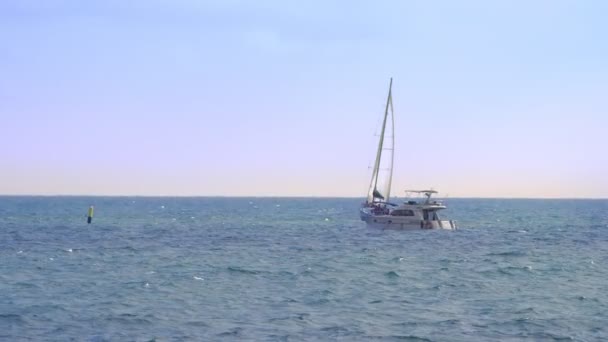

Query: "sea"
<box><xmin>1</xmin><ymin>197</ymin><xmax>607</xmax><ymax>341</ymax></box>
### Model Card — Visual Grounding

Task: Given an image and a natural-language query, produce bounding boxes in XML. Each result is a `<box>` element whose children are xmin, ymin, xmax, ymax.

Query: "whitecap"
<box><xmin>17</xmin><ymin>250</ymin><xmax>23</xmax><ymax>254</ymax></box>
<box><xmin>161</xmin><ymin>205</ymin><xmax>165</xmax><ymax>209</ymax></box>
<box><xmin>193</xmin><ymin>276</ymin><xmax>204</xmax><ymax>281</ymax></box>
<box><xmin>66</xmin><ymin>248</ymin><xmax>73</xmax><ymax>253</ymax></box>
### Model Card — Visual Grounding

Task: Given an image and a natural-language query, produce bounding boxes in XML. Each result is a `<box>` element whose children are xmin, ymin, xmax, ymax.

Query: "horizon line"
<box><xmin>0</xmin><ymin>194</ymin><xmax>606</xmax><ymax>200</ymax></box>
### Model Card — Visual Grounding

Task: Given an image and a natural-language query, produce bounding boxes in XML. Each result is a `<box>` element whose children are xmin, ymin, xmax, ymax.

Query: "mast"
<box><xmin>367</xmin><ymin>78</ymin><xmax>393</xmax><ymax>203</ymax></box>
<box><xmin>386</xmin><ymin>85</ymin><xmax>395</xmax><ymax>201</ymax></box>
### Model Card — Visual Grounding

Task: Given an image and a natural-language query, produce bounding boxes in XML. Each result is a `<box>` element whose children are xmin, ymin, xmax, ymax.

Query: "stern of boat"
<box><xmin>421</xmin><ymin>220</ymin><xmax>457</xmax><ymax>230</ymax></box>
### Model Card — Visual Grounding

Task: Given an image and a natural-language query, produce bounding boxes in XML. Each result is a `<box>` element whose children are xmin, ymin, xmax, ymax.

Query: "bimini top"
<box><xmin>404</xmin><ymin>190</ymin><xmax>441</xmax><ymax>205</ymax></box>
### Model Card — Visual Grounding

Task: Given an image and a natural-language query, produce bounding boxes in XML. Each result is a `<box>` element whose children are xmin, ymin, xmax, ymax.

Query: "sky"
<box><xmin>1</xmin><ymin>0</ymin><xmax>606</xmax><ymax>198</ymax></box>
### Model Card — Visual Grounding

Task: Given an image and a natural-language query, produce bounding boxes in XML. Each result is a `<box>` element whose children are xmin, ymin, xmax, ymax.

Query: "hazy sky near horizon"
<box><xmin>1</xmin><ymin>0</ymin><xmax>607</xmax><ymax>197</ymax></box>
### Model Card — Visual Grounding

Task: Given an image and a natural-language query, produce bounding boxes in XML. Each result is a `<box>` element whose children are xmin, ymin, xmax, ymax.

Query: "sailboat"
<box><xmin>359</xmin><ymin>78</ymin><xmax>457</xmax><ymax>230</ymax></box>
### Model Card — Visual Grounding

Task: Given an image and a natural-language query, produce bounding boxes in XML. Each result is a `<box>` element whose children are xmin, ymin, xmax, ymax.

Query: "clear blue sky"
<box><xmin>1</xmin><ymin>0</ymin><xmax>606</xmax><ymax>197</ymax></box>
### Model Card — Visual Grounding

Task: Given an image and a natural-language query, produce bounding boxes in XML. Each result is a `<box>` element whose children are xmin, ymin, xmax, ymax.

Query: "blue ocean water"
<box><xmin>1</xmin><ymin>197</ymin><xmax>607</xmax><ymax>341</ymax></box>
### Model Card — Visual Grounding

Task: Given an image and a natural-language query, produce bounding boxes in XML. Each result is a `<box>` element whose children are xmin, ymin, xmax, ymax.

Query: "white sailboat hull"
<box><xmin>359</xmin><ymin>207</ymin><xmax>457</xmax><ymax>230</ymax></box>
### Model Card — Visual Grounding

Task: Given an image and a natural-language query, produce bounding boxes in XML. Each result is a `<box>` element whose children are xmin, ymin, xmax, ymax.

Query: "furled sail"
<box><xmin>367</xmin><ymin>78</ymin><xmax>395</xmax><ymax>204</ymax></box>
